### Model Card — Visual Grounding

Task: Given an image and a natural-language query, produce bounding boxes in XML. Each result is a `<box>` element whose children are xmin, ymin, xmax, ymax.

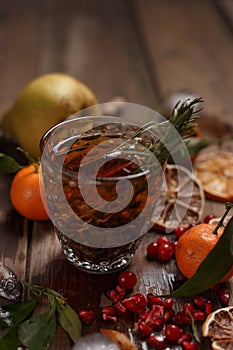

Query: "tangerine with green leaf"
<box><xmin>10</xmin><ymin>164</ymin><xmax>49</xmax><ymax>221</ymax></box>
<box><xmin>175</xmin><ymin>221</ymin><xmax>233</xmax><ymax>283</ymax></box>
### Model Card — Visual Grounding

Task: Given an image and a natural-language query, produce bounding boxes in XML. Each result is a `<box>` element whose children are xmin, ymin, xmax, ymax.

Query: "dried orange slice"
<box><xmin>194</xmin><ymin>151</ymin><xmax>233</xmax><ymax>202</ymax></box>
<box><xmin>151</xmin><ymin>164</ymin><xmax>205</xmax><ymax>232</ymax></box>
<box><xmin>100</xmin><ymin>329</ymin><xmax>136</xmax><ymax>350</ymax></box>
<box><xmin>202</xmin><ymin>306</ymin><xmax>233</xmax><ymax>350</ymax></box>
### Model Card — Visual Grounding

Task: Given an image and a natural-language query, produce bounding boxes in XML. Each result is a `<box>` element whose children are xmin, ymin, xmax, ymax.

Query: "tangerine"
<box><xmin>10</xmin><ymin>164</ymin><xmax>49</xmax><ymax>221</ymax></box>
<box><xmin>175</xmin><ymin>223</ymin><xmax>233</xmax><ymax>283</ymax></box>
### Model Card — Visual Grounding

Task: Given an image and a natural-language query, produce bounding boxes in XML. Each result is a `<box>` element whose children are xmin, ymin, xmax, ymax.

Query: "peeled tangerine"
<box><xmin>0</xmin><ymin>73</ymin><xmax>97</xmax><ymax>158</ymax></box>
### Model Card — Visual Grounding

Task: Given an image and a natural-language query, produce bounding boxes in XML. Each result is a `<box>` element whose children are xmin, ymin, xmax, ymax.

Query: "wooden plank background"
<box><xmin>0</xmin><ymin>0</ymin><xmax>232</xmax><ymax>349</ymax></box>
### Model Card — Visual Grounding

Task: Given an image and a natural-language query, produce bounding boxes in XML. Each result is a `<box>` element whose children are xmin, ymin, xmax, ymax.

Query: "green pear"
<box><xmin>0</xmin><ymin>73</ymin><xmax>97</xmax><ymax>158</ymax></box>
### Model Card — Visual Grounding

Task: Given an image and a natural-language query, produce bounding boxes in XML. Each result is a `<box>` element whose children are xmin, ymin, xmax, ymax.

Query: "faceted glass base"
<box><xmin>62</xmin><ymin>244</ymin><xmax>132</xmax><ymax>274</ymax></box>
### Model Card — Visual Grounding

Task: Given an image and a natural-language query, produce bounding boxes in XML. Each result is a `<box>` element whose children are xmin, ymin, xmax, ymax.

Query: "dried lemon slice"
<box><xmin>151</xmin><ymin>164</ymin><xmax>205</xmax><ymax>232</ymax></box>
<box><xmin>202</xmin><ymin>306</ymin><xmax>233</xmax><ymax>350</ymax></box>
<box><xmin>194</xmin><ymin>151</ymin><xmax>233</xmax><ymax>202</ymax></box>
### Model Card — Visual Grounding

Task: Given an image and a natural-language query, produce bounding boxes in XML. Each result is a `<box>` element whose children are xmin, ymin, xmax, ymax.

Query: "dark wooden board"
<box><xmin>0</xmin><ymin>0</ymin><xmax>233</xmax><ymax>349</ymax></box>
<box><xmin>134</xmin><ymin>0</ymin><xmax>233</xmax><ymax>125</ymax></box>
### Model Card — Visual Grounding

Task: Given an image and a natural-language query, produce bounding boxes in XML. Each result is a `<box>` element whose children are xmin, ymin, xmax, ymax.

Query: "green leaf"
<box><xmin>0</xmin><ymin>319</ymin><xmax>9</xmax><ymax>328</ymax></box>
<box><xmin>56</xmin><ymin>303</ymin><xmax>82</xmax><ymax>342</ymax></box>
<box><xmin>168</xmin><ymin>137</ymin><xmax>209</xmax><ymax>164</ymax></box>
<box><xmin>7</xmin><ymin>298</ymin><xmax>37</xmax><ymax>326</ymax></box>
<box><xmin>168</xmin><ymin>216</ymin><xmax>233</xmax><ymax>298</ymax></box>
<box><xmin>0</xmin><ymin>153</ymin><xmax>22</xmax><ymax>173</ymax></box>
<box><xmin>0</xmin><ymin>327</ymin><xmax>21</xmax><ymax>350</ymax></box>
<box><xmin>0</xmin><ymin>299</ymin><xmax>36</xmax><ymax>328</ymax></box>
<box><xmin>189</xmin><ymin>312</ymin><xmax>201</xmax><ymax>343</ymax></box>
<box><xmin>185</xmin><ymin>137</ymin><xmax>209</xmax><ymax>158</ymax></box>
<box><xmin>18</xmin><ymin>309</ymin><xmax>56</xmax><ymax>350</ymax></box>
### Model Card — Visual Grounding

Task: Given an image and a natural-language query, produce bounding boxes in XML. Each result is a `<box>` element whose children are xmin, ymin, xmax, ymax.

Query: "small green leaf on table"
<box><xmin>6</xmin><ymin>298</ymin><xmax>37</xmax><ymax>326</ymax></box>
<box><xmin>0</xmin><ymin>327</ymin><xmax>21</xmax><ymax>350</ymax></box>
<box><xmin>57</xmin><ymin>302</ymin><xmax>82</xmax><ymax>342</ymax></box>
<box><xmin>18</xmin><ymin>309</ymin><xmax>56</xmax><ymax>350</ymax></box>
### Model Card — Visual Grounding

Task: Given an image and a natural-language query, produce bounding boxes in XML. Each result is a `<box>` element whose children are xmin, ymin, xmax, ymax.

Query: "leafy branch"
<box><xmin>149</xmin><ymin>97</ymin><xmax>203</xmax><ymax>164</ymax></box>
<box><xmin>0</xmin><ymin>283</ymin><xmax>82</xmax><ymax>350</ymax></box>
<box><xmin>105</xmin><ymin>97</ymin><xmax>203</xmax><ymax>169</ymax></box>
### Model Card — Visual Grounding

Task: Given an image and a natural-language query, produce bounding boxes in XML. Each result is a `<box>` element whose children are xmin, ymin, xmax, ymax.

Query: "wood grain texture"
<box><xmin>0</xmin><ymin>0</ymin><xmax>40</xmax><ymax>116</ymax></box>
<box><xmin>0</xmin><ymin>173</ymin><xmax>28</xmax><ymax>281</ymax></box>
<box><xmin>215</xmin><ymin>0</ymin><xmax>233</xmax><ymax>25</ymax></box>
<box><xmin>0</xmin><ymin>0</ymin><xmax>232</xmax><ymax>349</ymax></box>
<box><xmin>134</xmin><ymin>0</ymin><xmax>233</xmax><ymax>125</ymax></box>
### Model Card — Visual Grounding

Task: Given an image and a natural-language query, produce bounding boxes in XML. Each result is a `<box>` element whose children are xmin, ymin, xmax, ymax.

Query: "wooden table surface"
<box><xmin>0</xmin><ymin>1</ymin><xmax>233</xmax><ymax>349</ymax></box>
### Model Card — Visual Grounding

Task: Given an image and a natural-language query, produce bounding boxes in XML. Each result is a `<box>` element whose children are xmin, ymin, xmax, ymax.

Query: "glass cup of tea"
<box><xmin>40</xmin><ymin>102</ymin><xmax>189</xmax><ymax>273</ymax></box>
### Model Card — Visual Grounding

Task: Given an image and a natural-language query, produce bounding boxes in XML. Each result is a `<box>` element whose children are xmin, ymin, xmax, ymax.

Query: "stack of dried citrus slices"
<box><xmin>194</xmin><ymin>151</ymin><xmax>233</xmax><ymax>202</ymax></box>
<box><xmin>202</xmin><ymin>306</ymin><xmax>233</xmax><ymax>350</ymax></box>
<box><xmin>151</xmin><ymin>164</ymin><xmax>205</xmax><ymax>232</ymax></box>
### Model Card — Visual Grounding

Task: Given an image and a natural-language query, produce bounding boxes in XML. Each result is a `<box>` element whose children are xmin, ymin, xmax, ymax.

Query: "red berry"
<box><xmin>79</xmin><ymin>310</ymin><xmax>96</xmax><ymax>325</ymax></box>
<box><xmin>183</xmin><ymin>302</ymin><xmax>194</xmax><ymax>316</ymax></box>
<box><xmin>138</xmin><ymin>322</ymin><xmax>153</xmax><ymax>339</ymax></box>
<box><xmin>174</xmin><ymin>226</ymin><xmax>187</xmax><ymax>239</ymax></box>
<box><xmin>158</xmin><ymin>243</ymin><xmax>174</xmax><ymax>261</ymax></box>
<box><xmin>164</xmin><ymin>308</ymin><xmax>175</xmax><ymax>322</ymax></box>
<box><xmin>102</xmin><ymin>306</ymin><xmax>117</xmax><ymax>322</ymax></box>
<box><xmin>147</xmin><ymin>334</ymin><xmax>167</xmax><ymax>349</ymax></box>
<box><xmin>138</xmin><ymin>310</ymin><xmax>150</xmax><ymax>322</ymax></box>
<box><xmin>182</xmin><ymin>341</ymin><xmax>198</xmax><ymax>350</ymax></box>
<box><xmin>193</xmin><ymin>296</ymin><xmax>206</xmax><ymax>309</ymax></box>
<box><xmin>123</xmin><ymin>293</ymin><xmax>147</xmax><ymax>313</ymax></box>
<box><xmin>165</xmin><ymin>324</ymin><xmax>182</xmax><ymax>342</ymax></box>
<box><xmin>175</xmin><ymin>311</ymin><xmax>191</xmax><ymax>325</ymax></box>
<box><xmin>115</xmin><ymin>285</ymin><xmax>127</xmax><ymax>297</ymax></box>
<box><xmin>147</xmin><ymin>242</ymin><xmax>159</xmax><ymax>259</ymax></box>
<box><xmin>170</xmin><ymin>240</ymin><xmax>177</xmax><ymax>252</ymax></box>
<box><xmin>147</xmin><ymin>293</ymin><xmax>163</xmax><ymax>306</ymax></box>
<box><xmin>114</xmin><ymin>302</ymin><xmax>128</xmax><ymax>316</ymax></box>
<box><xmin>156</xmin><ymin>235</ymin><xmax>170</xmax><ymax>245</ymax></box>
<box><xmin>107</xmin><ymin>289</ymin><xmax>117</xmax><ymax>301</ymax></box>
<box><xmin>118</xmin><ymin>270</ymin><xmax>137</xmax><ymax>290</ymax></box>
<box><xmin>218</xmin><ymin>287</ymin><xmax>230</xmax><ymax>305</ymax></box>
<box><xmin>193</xmin><ymin>310</ymin><xmax>206</xmax><ymax>321</ymax></box>
<box><xmin>149</xmin><ymin>317</ymin><xmax>164</xmax><ymax>331</ymax></box>
<box><xmin>144</xmin><ymin>304</ymin><xmax>164</xmax><ymax>323</ymax></box>
<box><xmin>163</xmin><ymin>298</ymin><xmax>174</xmax><ymax>309</ymax></box>
<box><xmin>204</xmin><ymin>301</ymin><xmax>213</xmax><ymax>315</ymax></box>
<box><xmin>177</xmin><ymin>332</ymin><xmax>192</xmax><ymax>345</ymax></box>
<box><xmin>203</xmin><ymin>213</ymin><xmax>215</xmax><ymax>223</ymax></box>
<box><xmin>107</xmin><ymin>285</ymin><xmax>126</xmax><ymax>302</ymax></box>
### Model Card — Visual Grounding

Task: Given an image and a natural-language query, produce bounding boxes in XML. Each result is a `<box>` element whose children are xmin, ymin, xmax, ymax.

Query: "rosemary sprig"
<box><xmin>72</xmin><ymin>98</ymin><xmax>203</xmax><ymax>171</ymax></box>
<box><xmin>107</xmin><ymin>97</ymin><xmax>202</xmax><ymax>166</ymax></box>
<box><xmin>148</xmin><ymin>97</ymin><xmax>203</xmax><ymax>164</ymax></box>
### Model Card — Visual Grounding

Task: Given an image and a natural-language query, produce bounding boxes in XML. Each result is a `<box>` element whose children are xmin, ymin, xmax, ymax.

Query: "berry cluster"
<box><xmin>78</xmin><ymin>213</ymin><xmax>232</xmax><ymax>349</ymax></box>
<box><xmin>78</xmin><ymin>268</ymin><xmax>230</xmax><ymax>349</ymax></box>
<box><xmin>147</xmin><ymin>236</ymin><xmax>175</xmax><ymax>261</ymax></box>
<box><xmin>102</xmin><ymin>272</ymin><xmax>201</xmax><ymax>349</ymax></box>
